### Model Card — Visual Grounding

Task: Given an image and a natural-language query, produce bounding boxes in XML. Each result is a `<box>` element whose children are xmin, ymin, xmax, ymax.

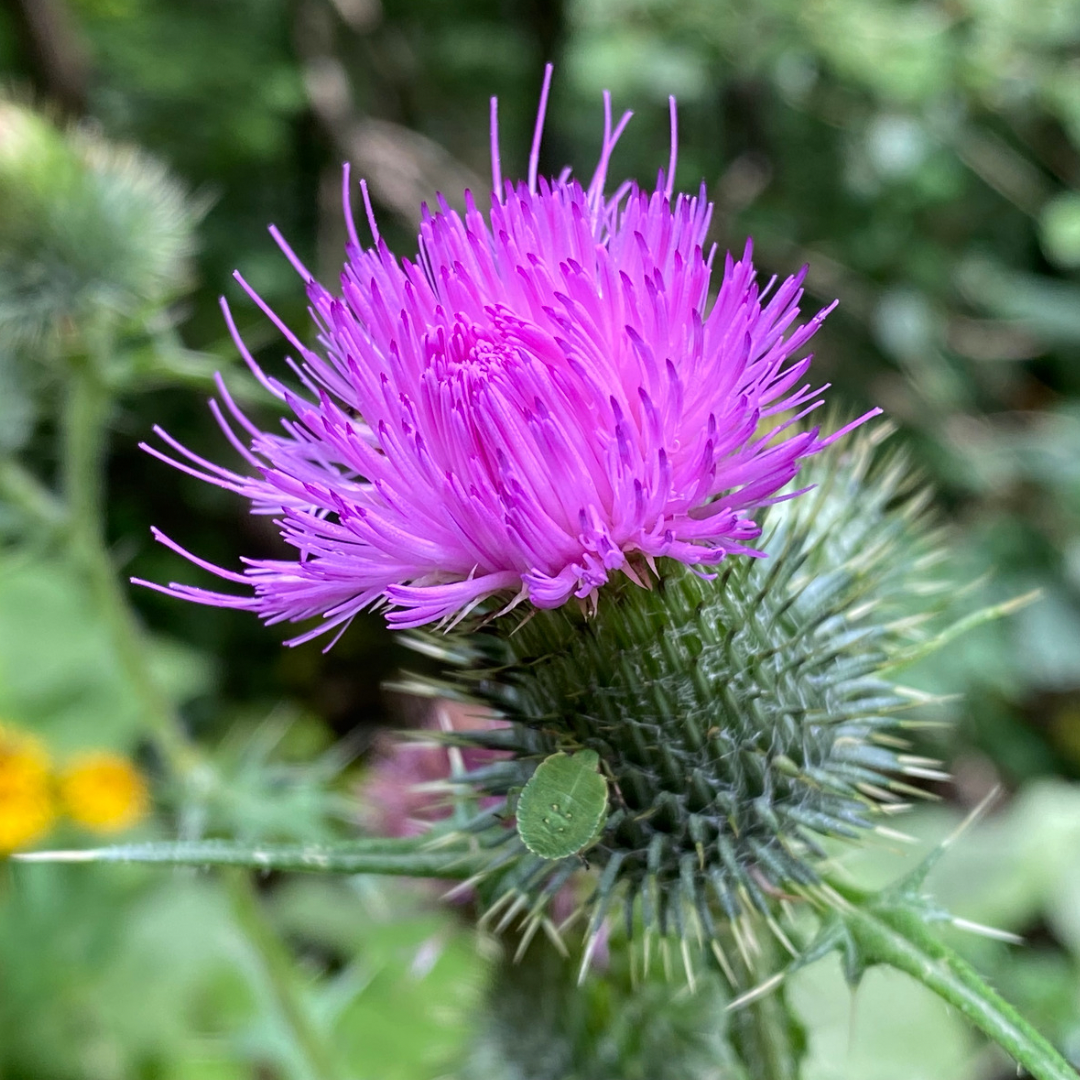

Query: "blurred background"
<box><xmin>3</xmin><ymin>0</ymin><xmax>1080</xmax><ymax>1077</ymax></box>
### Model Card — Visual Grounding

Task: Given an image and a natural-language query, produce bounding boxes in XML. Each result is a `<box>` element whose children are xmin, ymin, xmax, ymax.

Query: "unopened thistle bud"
<box><xmin>0</xmin><ymin>97</ymin><xmax>197</xmax><ymax>348</ymax></box>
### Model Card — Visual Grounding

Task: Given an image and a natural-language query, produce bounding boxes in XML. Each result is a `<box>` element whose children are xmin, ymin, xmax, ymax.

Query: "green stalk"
<box><xmin>725</xmin><ymin>931</ymin><xmax>803</xmax><ymax>1080</ymax></box>
<box><xmin>57</xmin><ymin>336</ymin><xmax>346</xmax><ymax>1078</ymax></box>
<box><xmin>832</xmin><ymin>889</ymin><xmax>1076</xmax><ymax>1080</ymax></box>
<box><xmin>728</xmin><ymin>988</ymin><xmax>802</xmax><ymax>1080</ymax></box>
<box><xmin>225</xmin><ymin>869</ymin><xmax>344</xmax><ymax>1080</ymax></box>
<box><xmin>61</xmin><ymin>350</ymin><xmax>197</xmax><ymax>777</ymax></box>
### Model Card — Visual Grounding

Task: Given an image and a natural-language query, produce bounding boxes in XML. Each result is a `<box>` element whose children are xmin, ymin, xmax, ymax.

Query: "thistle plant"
<box><xmin>15</xmin><ymin>71</ymin><xmax>1077</xmax><ymax>1080</ymax></box>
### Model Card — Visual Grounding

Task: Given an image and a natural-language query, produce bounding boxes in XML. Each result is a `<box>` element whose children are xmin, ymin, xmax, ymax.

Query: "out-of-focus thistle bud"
<box><xmin>0</xmin><ymin>101</ymin><xmax>81</xmax><ymax>204</ymax></box>
<box><xmin>465</xmin><ymin>930</ymin><xmax>736</xmax><ymax>1080</ymax></box>
<box><xmin>0</xmin><ymin>98</ymin><xmax>197</xmax><ymax>348</ymax></box>
<box><xmin>405</xmin><ymin>425</ymin><xmax>949</xmax><ymax>969</ymax></box>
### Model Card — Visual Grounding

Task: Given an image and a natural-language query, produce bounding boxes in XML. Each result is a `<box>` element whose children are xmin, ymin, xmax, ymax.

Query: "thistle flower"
<box><xmin>139</xmin><ymin>68</ymin><xmax>877</xmax><ymax>640</ymax></box>
<box><xmin>359</xmin><ymin>703</ymin><xmax>508</xmax><ymax>840</ymax></box>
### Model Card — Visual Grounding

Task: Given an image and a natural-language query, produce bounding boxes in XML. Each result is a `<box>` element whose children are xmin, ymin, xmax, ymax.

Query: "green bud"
<box><xmin>0</xmin><ymin>102</ymin><xmax>83</xmax><ymax>212</ymax></box>
<box><xmin>0</xmin><ymin>98</ymin><xmax>199</xmax><ymax>348</ymax></box>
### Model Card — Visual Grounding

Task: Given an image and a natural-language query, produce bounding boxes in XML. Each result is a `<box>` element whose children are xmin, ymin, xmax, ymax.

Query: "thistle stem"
<box><xmin>839</xmin><ymin>891</ymin><xmax>1076</xmax><ymax>1080</ymax></box>
<box><xmin>13</xmin><ymin>836</ymin><xmax>482</xmax><ymax>877</ymax></box>
<box><xmin>224</xmin><ymin>870</ymin><xmax>344</xmax><ymax>1080</ymax></box>
<box><xmin>57</xmin><ymin>340</ymin><xmax>345</xmax><ymax>1079</ymax></box>
<box><xmin>726</xmin><ymin>933</ymin><xmax>802</xmax><ymax>1080</ymax></box>
<box><xmin>61</xmin><ymin>350</ymin><xmax>196</xmax><ymax>777</ymax></box>
<box><xmin>728</xmin><ymin>989</ymin><xmax>801</xmax><ymax>1080</ymax></box>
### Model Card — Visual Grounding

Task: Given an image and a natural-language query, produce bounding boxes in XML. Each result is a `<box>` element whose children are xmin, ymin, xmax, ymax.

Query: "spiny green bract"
<box><xmin>408</xmin><ymin>427</ymin><xmax>948</xmax><ymax>949</ymax></box>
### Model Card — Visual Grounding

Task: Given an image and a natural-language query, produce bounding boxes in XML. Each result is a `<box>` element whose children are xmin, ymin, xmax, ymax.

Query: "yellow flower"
<box><xmin>59</xmin><ymin>752</ymin><xmax>148</xmax><ymax>833</ymax></box>
<box><xmin>0</xmin><ymin>725</ymin><xmax>54</xmax><ymax>853</ymax></box>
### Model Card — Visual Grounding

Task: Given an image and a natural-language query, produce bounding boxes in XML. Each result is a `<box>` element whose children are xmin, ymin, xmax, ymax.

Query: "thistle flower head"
<box><xmin>359</xmin><ymin>704</ymin><xmax>508</xmax><ymax>840</ymax></box>
<box><xmin>140</xmin><ymin>68</ymin><xmax>877</xmax><ymax>640</ymax></box>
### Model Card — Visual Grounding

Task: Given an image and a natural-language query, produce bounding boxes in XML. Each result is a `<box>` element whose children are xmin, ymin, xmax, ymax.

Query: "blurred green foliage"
<box><xmin>2</xmin><ymin>0</ymin><xmax>1080</xmax><ymax>1075</ymax></box>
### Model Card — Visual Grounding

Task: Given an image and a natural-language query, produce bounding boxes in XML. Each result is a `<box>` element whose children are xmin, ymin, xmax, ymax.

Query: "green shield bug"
<box><xmin>516</xmin><ymin>748</ymin><xmax>608</xmax><ymax>860</ymax></box>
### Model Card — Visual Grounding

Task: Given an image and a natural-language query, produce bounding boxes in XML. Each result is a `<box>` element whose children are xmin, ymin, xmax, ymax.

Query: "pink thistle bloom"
<box><xmin>137</xmin><ymin>67</ymin><xmax>879</xmax><ymax>643</ymax></box>
<box><xmin>359</xmin><ymin>704</ymin><xmax>509</xmax><ymax>840</ymax></box>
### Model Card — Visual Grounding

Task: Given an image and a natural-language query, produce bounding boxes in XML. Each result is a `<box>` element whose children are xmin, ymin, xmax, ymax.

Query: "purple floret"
<box><xmin>137</xmin><ymin>66</ymin><xmax>879</xmax><ymax>644</ymax></box>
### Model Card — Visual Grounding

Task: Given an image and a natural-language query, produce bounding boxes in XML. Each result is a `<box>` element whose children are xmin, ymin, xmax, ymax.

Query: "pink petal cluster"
<box><xmin>359</xmin><ymin>704</ymin><xmax>601</xmax><ymax>954</ymax></box>
<box><xmin>359</xmin><ymin>704</ymin><xmax>509</xmax><ymax>840</ymax></box>
<box><xmin>139</xmin><ymin>68</ymin><xmax>878</xmax><ymax>643</ymax></box>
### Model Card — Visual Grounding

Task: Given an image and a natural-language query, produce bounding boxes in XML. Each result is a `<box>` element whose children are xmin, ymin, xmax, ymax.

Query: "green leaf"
<box><xmin>0</xmin><ymin>554</ymin><xmax>212</xmax><ymax>752</ymax></box>
<box><xmin>793</xmin><ymin>874</ymin><xmax>1077</xmax><ymax>1080</ymax></box>
<box><xmin>789</xmin><ymin>956</ymin><xmax>978</xmax><ymax>1080</ymax></box>
<box><xmin>270</xmin><ymin>877</ymin><xmax>486</xmax><ymax>1080</ymax></box>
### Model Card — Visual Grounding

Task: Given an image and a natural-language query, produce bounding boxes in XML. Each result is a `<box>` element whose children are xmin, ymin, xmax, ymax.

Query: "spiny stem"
<box><xmin>224</xmin><ymin>870</ymin><xmax>345</xmax><ymax>1080</ymax></box>
<box><xmin>838</xmin><ymin>892</ymin><xmax>1076</xmax><ymax>1080</ymax></box>
<box><xmin>12</xmin><ymin>836</ymin><xmax>483</xmax><ymax>877</ymax></box>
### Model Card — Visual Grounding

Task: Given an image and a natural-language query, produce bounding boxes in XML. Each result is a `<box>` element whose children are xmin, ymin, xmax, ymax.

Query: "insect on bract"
<box><xmin>516</xmin><ymin>749</ymin><xmax>609</xmax><ymax>860</ymax></box>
